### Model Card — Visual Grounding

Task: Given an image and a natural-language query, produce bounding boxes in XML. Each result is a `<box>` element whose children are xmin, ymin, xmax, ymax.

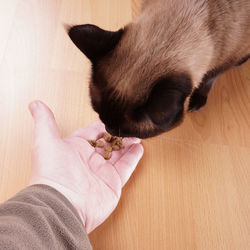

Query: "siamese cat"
<box><xmin>68</xmin><ymin>0</ymin><xmax>250</xmax><ymax>138</ymax></box>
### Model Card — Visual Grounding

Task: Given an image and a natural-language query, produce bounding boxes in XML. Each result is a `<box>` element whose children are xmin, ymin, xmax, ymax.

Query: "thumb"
<box><xmin>29</xmin><ymin>101</ymin><xmax>60</xmax><ymax>144</ymax></box>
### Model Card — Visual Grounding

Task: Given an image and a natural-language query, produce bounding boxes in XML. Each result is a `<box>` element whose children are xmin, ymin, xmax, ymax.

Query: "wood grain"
<box><xmin>0</xmin><ymin>1</ymin><xmax>249</xmax><ymax>249</ymax></box>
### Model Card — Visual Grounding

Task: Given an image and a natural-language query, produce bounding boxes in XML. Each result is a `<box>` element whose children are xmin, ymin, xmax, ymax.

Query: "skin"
<box><xmin>29</xmin><ymin>101</ymin><xmax>143</xmax><ymax>233</ymax></box>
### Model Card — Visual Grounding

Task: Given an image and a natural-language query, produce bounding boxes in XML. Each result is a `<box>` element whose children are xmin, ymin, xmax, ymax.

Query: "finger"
<box><xmin>123</xmin><ymin>137</ymin><xmax>141</xmax><ymax>144</ymax></box>
<box><xmin>29</xmin><ymin>101</ymin><xmax>60</xmax><ymax>144</ymax></box>
<box><xmin>98</xmin><ymin>137</ymin><xmax>141</xmax><ymax>165</ymax></box>
<box><xmin>71</xmin><ymin>120</ymin><xmax>105</xmax><ymax>140</ymax></box>
<box><xmin>114</xmin><ymin>143</ymin><xmax>144</xmax><ymax>186</ymax></box>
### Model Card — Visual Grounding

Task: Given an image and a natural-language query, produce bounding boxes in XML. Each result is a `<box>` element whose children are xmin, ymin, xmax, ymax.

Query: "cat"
<box><xmin>68</xmin><ymin>0</ymin><xmax>250</xmax><ymax>138</ymax></box>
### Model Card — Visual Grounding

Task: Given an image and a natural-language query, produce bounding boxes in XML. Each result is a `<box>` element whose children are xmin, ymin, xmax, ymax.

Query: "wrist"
<box><xmin>29</xmin><ymin>177</ymin><xmax>86</xmax><ymax>226</ymax></box>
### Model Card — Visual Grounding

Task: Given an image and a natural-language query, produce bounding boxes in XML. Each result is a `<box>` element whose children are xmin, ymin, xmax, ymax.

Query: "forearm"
<box><xmin>0</xmin><ymin>185</ymin><xmax>92</xmax><ymax>250</ymax></box>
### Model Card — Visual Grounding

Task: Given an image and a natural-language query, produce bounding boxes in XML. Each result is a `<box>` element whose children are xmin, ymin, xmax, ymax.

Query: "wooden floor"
<box><xmin>0</xmin><ymin>1</ymin><xmax>249</xmax><ymax>249</ymax></box>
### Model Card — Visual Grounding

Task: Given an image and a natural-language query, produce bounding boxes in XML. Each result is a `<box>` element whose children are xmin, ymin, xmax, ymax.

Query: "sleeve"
<box><xmin>0</xmin><ymin>184</ymin><xmax>92</xmax><ymax>250</ymax></box>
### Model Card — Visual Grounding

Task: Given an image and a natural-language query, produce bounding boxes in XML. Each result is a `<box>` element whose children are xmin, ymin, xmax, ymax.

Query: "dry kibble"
<box><xmin>116</xmin><ymin>140</ymin><xmax>123</xmax><ymax>146</ymax></box>
<box><xmin>88</xmin><ymin>133</ymin><xmax>124</xmax><ymax>160</ymax></box>
<box><xmin>111</xmin><ymin>140</ymin><xmax>118</xmax><ymax>146</ymax></box>
<box><xmin>111</xmin><ymin>138</ymin><xmax>124</xmax><ymax>148</ymax></box>
<box><xmin>118</xmin><ymin>141</ymin><xmax>125</xmax><ymax>148</ymax></box>
<box><xmin>104</xmin><ymin>145</ymin><xmax>112</xmax><ymax>152</ymax></box>
<box><xmin>96</xmin><ymin>140</ymin><xmax>104</xmax><ymax>148</ymax></box>
<box><xmin>104</xmin><ymin>151</ymin><xmax>112</xmax><ymax>160</ymax></box>
<box><xmin>110</xmin><ymin>136</ymin><xmax>119</xmax><ymax>142</ymax></box>
<box><xmin>112</xmin><ymin>144</ymin><xmax>120</xmax><ymax>151</ymax></box>
<box><xmin>88</xmin><ymin>140</ymin><xmax>96</xmax><ymax>147</ymax></box>
<box><xmin>103</xmin><ymin>132</ymin><xmax>112</xmax><ymax>142</ymax></box>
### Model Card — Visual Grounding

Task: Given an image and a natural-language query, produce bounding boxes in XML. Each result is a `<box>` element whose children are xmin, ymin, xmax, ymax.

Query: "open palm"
<box><xmin>29</xmin><ymin>101</ymin><xmax>143</xmax><ymax>233</ymax></box>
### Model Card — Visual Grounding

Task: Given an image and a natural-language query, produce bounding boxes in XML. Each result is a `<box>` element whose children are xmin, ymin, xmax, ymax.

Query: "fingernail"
<box><xmin>29</xmin><ymin>101</ymin><xmax>40</xmax><ymax>116</ymax></box>
<box><xmin>30</xmin><ymin>102</ymin><xmax>38</xmax><ymax>110</ymax></box>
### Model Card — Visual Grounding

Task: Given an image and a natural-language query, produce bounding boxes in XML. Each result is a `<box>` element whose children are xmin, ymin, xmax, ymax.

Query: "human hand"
<box><xmin>29</xmin><ymin>101</ymin><xmax>143</xmax><ymax>233</ymax></box>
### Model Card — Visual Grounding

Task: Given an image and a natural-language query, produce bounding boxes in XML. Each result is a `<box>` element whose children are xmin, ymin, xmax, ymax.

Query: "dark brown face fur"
<box><xmin>68</xmin><ymin>0</ymin><xmax>250</xmax><ymax>138</ymax></box>
<box><xmin>68</xmin><ymin>24</ymin><xmax>193</xmax><ymax>138</ymax></box>
<box><xmin>90</xmin><ymin>62</ymin><xmax>192</xmax><ymax>138</ymax></box>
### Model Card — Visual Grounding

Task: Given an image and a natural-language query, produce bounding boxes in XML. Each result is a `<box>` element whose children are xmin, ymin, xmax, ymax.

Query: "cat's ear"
<box><xmin>145</xmin><ymin>74</ymin><xmax>192</xmax><ymax>128</ymax></box>
<box><xmin>68</xmin><ymin>24</ymin><xmax>124</xmax><ymax>62</ymax></box>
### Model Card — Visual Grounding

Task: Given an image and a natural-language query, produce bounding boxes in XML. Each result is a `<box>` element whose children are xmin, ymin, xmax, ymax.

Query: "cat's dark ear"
<box><xmin>146</xmin><ymin>74</ymin><xmax>192</xmax><ymax>129</ymax></box>
<box><xmin>68</xmin><ymin>24</ymin><xmax>124</xmax><ymax>62</ymax></box>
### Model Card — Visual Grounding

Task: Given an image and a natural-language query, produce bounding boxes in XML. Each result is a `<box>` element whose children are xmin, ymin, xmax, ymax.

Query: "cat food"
<box><xmin>88</xmin><ymin>132</ymin><xmax>124</xmax><ymax>160</ymax></box>
<box><xmin>111</xmin><ymin>137</ymin><xmax>124</xmax><ymax>148</ymax></box>
<box><xmin>88</xmin><ymin>140</ymin><xmax>96</xmax><ymax>147</ymax></box>
<box><xmin>112</xmin><ymin>145</ymin><xmax>120</xmax><ymax>151</ymax></box>
<box><xmin>96</xmin><ymin>140</ymin><xmax>104</xmax><ymax>148</ymax></box>
<box><xmin>88</xmin><ymin>140</ymin><xmax>104</xmax><ymax>148</ymax></box>
<box><xmin>104</xmin><ymin>150</ymin><xmax>112</xmax><ymax>160</ymax></box>
<box><xmin>104</xmin><ymin>145</ymin><xmax>112</xmax><ymax>152</ymax></box>
<box><xmin>103</xmin><ymin>132</ymin><xmax>112</xmax><ymax>142</ymax></box>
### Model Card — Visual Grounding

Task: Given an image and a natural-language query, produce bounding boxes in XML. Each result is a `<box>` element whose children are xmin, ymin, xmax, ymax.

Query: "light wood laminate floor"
<box><xmin>0</xmin><ymin>1</ymin><xmax>249</xmax><ymax>249</ymax></box>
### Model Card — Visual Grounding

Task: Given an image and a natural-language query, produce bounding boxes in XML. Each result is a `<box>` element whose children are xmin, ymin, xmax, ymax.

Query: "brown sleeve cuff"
<box><xmin>0</xmin><ymin>184</ymin><xmax>92</xmax><ymax>250</ymax></box>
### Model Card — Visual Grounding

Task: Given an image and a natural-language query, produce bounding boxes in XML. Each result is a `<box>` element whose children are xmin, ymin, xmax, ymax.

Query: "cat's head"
<box><xmin>68</xmin><ymin>22</ymin><xmax>204</xmax><ymax>138</ymax></box>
